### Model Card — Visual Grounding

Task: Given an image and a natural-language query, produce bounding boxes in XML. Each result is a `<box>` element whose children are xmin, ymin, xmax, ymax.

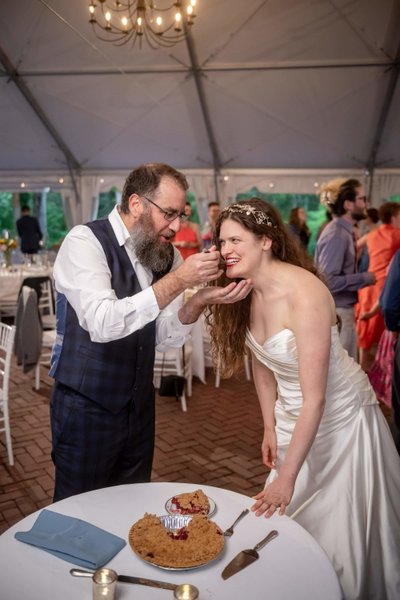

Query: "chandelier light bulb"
<box><xmin>105</xmin><ymin>11</ymin><xmax>111</xmax><ymax>21</ymax></box>
<box><xmin>156</xmin><ymin>16</ymin><xmax>162</xmax><ymax>26</ymax></box>
<box><xmin>121</xmin><ymin>16</ymin><xmax>128</xmax><ymax>27</ymax></box>
<box><xmin>89</xmin><ymin>5</ymin><xmax>95</xmax><ymax>14</ymax></box>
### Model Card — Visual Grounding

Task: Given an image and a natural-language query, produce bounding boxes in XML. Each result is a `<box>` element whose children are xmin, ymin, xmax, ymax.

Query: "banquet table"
<box><xmin>0</xmin><ymin>265</ymin><xmax>53</xmax><ymax>311</ymax></box>
<box><xmin>0</xmin><ymin>482</ymin><xmax>343</xmax><ymax>600</ymax></box>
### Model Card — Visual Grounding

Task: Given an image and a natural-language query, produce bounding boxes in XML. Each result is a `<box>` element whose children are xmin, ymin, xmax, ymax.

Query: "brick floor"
<box><xmin>0</xmin><ymin>361</ymin><xmax>266</xmax><ymax>534</ymax></box>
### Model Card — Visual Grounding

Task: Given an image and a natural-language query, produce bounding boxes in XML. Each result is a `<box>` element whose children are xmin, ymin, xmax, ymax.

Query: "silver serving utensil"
<box><xmin>221</xmin><ymin>530</ymin><xmax>279</xmax><ymax>580</ymax></box>
<box><xmin>223</xmin><ymin>508</ymin><xmax>249</xmax><ymax>537</ymax></box>
<box><xmin>70</xmin><ymin>568</ymin><xmax>177</xmax><ymax>591</ymax></box>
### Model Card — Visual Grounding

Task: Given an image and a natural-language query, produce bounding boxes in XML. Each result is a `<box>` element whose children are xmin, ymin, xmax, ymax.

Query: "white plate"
<box><xmin>165</xmin><ymin>495</ymin><xmax>217</xmax><ymax>518</ymax></box>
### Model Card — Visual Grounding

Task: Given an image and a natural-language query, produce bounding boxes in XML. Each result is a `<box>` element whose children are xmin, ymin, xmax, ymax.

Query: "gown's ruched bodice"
<box><xmin>246</xmin><ymin>326</ymin><xmax>400</xmax><ymax>600</ymax></box>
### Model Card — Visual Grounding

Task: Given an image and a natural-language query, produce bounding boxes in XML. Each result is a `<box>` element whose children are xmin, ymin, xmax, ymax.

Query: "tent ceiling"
<box><xmin>0</xmin><ymin>0</ymin><xmax>399</xmax><ymax>180</ymax></box>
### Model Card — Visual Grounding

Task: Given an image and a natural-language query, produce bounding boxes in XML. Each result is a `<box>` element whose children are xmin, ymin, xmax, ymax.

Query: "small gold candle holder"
<box><xmin>92</xmin><ymin>568</ymin><xmax>118</xmax><ymax>599</ymax></box>
<box><xmin>173</xmin><ymin>583</ymin><xmax>200</xmax><ymax>600</ymax></box>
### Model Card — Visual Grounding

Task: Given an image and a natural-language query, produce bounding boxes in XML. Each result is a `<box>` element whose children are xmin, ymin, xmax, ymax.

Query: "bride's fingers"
<box><xmin>278</xmin><ymin>503</ymin><xmax>286</xmax><ymax>516</ymax></box>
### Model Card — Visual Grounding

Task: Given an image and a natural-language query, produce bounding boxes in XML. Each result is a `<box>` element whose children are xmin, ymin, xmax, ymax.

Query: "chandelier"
<box><xmin>88</xmin><ymin>1</ymin><xmax>198</xmax><ymax>49</ymax></box>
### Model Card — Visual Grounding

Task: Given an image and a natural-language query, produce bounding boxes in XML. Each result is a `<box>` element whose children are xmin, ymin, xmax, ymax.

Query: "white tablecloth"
<box><xmin>0</xmin><ymin>266</ymin><xmax>52</xmax><ymax>306</ymax></box>
<box><xmin>0</xmin><ymin>482</ymin><xmax>342</xmax><ymax>600</ymax></box>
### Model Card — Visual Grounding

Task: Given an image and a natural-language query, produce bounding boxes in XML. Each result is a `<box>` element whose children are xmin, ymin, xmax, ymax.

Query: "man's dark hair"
<box><xmin>366</xmin><ymin>207</ymin><xmax>379</xmax><ymax>224</ymax></box>
<box><xmin>121</xmin><ymin>163</ymin><xmax>188</xmax><ymax>214</ymax></box>
<box><xmin>330</xmin><ymin>179</ymin><xmax>361</xmax><ymax>216</ymax></box>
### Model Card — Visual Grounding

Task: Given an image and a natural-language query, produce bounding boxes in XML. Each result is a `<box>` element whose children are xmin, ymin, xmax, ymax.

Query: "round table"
<box><xmin>0</xmin><ymin>482</ymin><xmax>342</xmax><ymax>600</ymax></box>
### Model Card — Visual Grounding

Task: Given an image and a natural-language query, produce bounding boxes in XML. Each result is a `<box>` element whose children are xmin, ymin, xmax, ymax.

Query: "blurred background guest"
<box><xmin>315</xmin><ymin>178</ymin><xmax>375</xmax><ymax>361</ymax></box>
<box><xmin>380</xmin><ymin>249</ymin><xmax>400</xmax><ymax>453</ymax></box>
<box><xmin>288</xmin><ymin>207</ymin><xmax>311</xmax><ymax>250</ymax></box>
<box><xmin>173</xmin><ymin>201</ymin><xmax>201</xmax><ymax>259</ymax></box>
<box><xmin>201</xmin><ymin>201</ymin><xmax>221</xmax><ymax>250</ymax></box>
<box><xmin>357</xmin><ymin>202</ymin><xmax>400</xmax><ymax>372</ymax></box>
<box><xmin>357</xmin><ymin>207</ymin><xmax>380</xmax><ymax>272</ymax></box>
<box><xmin>16</xmin><ymin>205</ymin><xmax>43</xmax><ymax>255</ymax></box>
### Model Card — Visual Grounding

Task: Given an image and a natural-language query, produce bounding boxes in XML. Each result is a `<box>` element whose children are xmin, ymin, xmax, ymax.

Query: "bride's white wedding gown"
<box><xmin>247</xmin><ymin>325</ymin><xmax>400</xmax><ymax>600</ymax></box>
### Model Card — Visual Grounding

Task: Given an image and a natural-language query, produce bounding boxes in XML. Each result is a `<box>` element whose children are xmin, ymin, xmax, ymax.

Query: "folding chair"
<box><xmin>0</xmin><ymin>322</ymin><xmax>17</xmax><ymax>465</ymax></box>
<box><xmin>153</xmin><ymin>345</ymin><xmax>193</xmax><ymax>412</ymax></box>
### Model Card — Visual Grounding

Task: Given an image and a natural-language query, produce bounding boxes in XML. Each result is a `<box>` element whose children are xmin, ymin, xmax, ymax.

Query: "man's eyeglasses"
<box><xmin>141</xmin><ymin>195</ymin><xmax>188</xmax><ymax>222</ymax></box>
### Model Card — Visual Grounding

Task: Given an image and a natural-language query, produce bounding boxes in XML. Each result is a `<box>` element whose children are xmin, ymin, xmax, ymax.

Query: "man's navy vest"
<box><xmin>54</xmin><ymin>218</ymin><xmax>158</xmax><ymax>415</ymax></box>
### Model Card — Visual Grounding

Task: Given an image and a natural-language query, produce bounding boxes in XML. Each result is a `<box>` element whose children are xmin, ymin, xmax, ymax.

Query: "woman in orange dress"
<box><xmin>357</xmin><ymin>202</ymin><xmax>400</xmax><ymax>371</ymax></box>
<box><xmin>173</xmin><ymin>201</ymin><xmax>201</xmax><ymax>260</ymax></box>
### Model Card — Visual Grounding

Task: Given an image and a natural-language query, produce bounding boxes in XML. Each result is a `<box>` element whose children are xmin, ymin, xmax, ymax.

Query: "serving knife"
<box><xmin>221</xmin><ymin>530</ymin><xmax>279</xmax><ymax>580</ymax></box>
<box><xmin>70</xmin><ymin>568</ymin><xmax>177</xmax><ymax>590</ymax></box>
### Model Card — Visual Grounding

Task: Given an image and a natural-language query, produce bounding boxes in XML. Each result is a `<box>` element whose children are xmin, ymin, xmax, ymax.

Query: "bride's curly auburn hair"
<box><xmin>207</xmin><ymin>198</ymin><xmax>320</xmax><ymax>378</ymax></box>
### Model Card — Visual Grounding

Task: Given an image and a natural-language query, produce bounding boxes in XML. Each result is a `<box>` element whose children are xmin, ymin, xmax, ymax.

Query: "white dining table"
<box><xmin>0</xmin><ymin>482</ymin><xmax>342</xmax><ymax>600</ymax></box>
<box><xmin>0</xmin><ymin>265</ymin><xmax>53</xmax><ymax>308</ymax></box>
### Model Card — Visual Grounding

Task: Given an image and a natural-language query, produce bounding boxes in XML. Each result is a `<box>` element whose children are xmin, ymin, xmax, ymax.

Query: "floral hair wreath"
<box><xmin>223</xmin><ymin>203</ymin><xmax>275</xmax><ymax>227</ymax></box>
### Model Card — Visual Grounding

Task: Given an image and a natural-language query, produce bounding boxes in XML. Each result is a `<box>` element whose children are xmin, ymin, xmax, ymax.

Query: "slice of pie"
<box><xmin>170</xmin><ymin>489</ymin><xmax>210</xmax><ymax>515</ymax></box>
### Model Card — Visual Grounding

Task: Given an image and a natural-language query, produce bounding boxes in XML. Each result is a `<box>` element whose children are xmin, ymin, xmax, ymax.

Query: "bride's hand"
<box><xmin>251</xmin><ymin>477</ymin><xmax>294</xmax><ymax>518</ymax></box>
<box><xmin>262</xmin><ymin>429</ymin><xmax>277</xmax><ymax>470</ymax></box>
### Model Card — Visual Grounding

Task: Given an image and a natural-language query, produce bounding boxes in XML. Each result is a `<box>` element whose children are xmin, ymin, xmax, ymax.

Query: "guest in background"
<box><xmin>173</xmin><ymin>201</ymin><xmax>201</xmax><ymax>259</ymax></box>
<box><xmin>356</xmin><ymin>202</ymin><xmax>400</xmax><ymax>372</ymax></box>
<box><xmin>16</xmin><ymin>206</ymin><xmax>43</xmax><ymax>254</ymax></box>
<box><xmin>315</xmin><ymin>178</ymin><xmax>375</xmax><ymax>361</ymax></box>
<box><xmin>357</xmin><ymin>207</ymin><xmax>380</xmax><ymax>272</ymax></box>
<box><xmin>380</xmin><ymin>249</ymin><xmax>400</xmax><ymax>453</ymax></box>
<box><xmin>288</xmin><ymin>207</ymin><xmax>311</xmax><ymax>250</ymax></box>
<box><xmin>201</xmin><ymin>201</ymin><xmax>221</xmax><ymax>250</ymax></box>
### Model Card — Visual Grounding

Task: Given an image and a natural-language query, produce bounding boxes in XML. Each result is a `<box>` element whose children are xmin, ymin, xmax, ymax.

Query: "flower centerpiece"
<box><xmin>0</xmin><ymin>234</ymin><xmax>17</xmax><ymax>267</ymax></box>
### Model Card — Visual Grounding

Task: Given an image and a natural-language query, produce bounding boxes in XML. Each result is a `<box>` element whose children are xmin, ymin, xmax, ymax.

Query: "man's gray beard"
<box><xmin>131</xmin><ymin>214</ymin><xmax>174</xmax><ymax>275</ymax></box>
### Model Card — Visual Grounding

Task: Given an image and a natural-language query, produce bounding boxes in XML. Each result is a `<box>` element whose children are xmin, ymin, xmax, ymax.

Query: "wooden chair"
<box><xmin>0</xmin><ymin>322</ymin><xmax>16</xmax><ymax>465</ymax></box>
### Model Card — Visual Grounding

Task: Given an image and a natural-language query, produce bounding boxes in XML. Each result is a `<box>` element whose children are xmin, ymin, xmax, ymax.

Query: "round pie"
<box><xmin>129</xmin><ymin>512</ymin><xmax>224</xmax><ymax>568</ymax></box>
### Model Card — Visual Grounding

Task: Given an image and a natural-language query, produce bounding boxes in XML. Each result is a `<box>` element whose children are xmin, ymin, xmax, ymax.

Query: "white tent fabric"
<box><xmin>0</xmin><ymin>0</ymin><xmax>399</xmax><ymax>223</ymax></box>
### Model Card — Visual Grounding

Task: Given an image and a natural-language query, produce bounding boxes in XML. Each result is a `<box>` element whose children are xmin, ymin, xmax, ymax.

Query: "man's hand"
<box><xmin>175</xmin><ymin>246</ymin><xmax>223</xmax><ymax>288</ymax></box>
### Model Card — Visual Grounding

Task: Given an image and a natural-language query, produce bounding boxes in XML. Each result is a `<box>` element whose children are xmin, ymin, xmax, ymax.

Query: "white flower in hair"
<box><xmin>320</xmin><ymin>191</ymin><xmax>333</xmax><ymax>206</ymax></box>
<box><xmin>224</xmin><ymin>203</ymin><xmax>274</xmax><ymax>226</ymax></box>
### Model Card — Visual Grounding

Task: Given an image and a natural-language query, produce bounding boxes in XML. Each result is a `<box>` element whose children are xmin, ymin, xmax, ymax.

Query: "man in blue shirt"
<box><xmin>380</xmin><ymin>249</ymin><xmax>400</xmax><ymax>452</ymax></box>
<box><xmin>315</xmin><ymin>178</ymin><xmax>376</xmax><ymax>361</ymax></box>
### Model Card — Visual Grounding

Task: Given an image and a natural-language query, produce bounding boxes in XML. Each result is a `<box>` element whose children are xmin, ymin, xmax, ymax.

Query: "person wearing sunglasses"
<box><xmin>315</xmin><ymin>178</ymin><xmax>376</xmax><ymax>361</ymax></box>
<box><xmin>49</xmin><ymin>162</ymin><xmax>252</xmax><ymax>501</ymax></box>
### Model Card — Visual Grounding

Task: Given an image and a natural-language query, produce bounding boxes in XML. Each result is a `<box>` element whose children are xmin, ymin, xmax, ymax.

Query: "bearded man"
<box><xmin>50</xmin><ymin>163</ymin><xmax>251</xmax><ymax>501</ymax></box>
<box><xmin>315</xmin><ymin>178</ymin><xmax>376</xmax><ymax>362</ymax></box>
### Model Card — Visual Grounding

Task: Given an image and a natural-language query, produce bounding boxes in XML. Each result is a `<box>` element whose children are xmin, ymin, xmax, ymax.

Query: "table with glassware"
<box><xmin>0</xmin><ymin>482</ymin><xmax>342</xmax><ymax>600</ymax></box>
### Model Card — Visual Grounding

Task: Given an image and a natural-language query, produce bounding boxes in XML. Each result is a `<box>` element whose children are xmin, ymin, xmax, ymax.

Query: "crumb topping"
<box><xmin>129</xmin><ymin>513</ymin><xmax>224</xmax><ymax>568</ymax></box>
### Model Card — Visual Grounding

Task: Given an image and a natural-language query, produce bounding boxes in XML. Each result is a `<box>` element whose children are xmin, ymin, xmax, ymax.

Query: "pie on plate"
<box><xmin>129</xmin><ymin>513</ymin><xmax>224</xmax><ymax>569</ymax></box>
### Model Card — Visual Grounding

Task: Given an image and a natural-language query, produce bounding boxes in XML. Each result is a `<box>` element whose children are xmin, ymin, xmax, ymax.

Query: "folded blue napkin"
<box><xmin>15</xmin><ymin>509</ymin><xmax>126</xmax><ymax>569</ymax></box>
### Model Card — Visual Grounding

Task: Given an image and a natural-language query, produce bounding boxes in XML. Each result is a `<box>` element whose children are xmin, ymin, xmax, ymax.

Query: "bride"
<box><xmin>208</xmin><ymin>199</ymin><xmax>400</xmax><ymax>600</ymax></box>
